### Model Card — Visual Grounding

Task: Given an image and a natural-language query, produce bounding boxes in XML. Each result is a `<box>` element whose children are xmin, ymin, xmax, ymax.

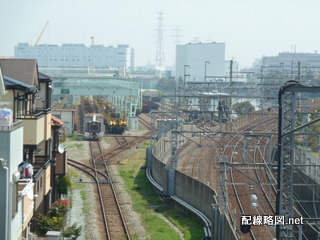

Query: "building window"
<box><xmin>37</xmin><ymin>181</ymin><xmax>40</xmax><ymax>193</ymax></box>
<box><xmin>40</xmin><ymin>176</ymin><xmax>43</xmax><ymax>191</ymax></box>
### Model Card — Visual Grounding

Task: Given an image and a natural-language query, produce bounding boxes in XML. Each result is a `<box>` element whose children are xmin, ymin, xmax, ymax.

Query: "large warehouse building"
<box><xmin>14</xmin><ymin>43</ymin><xmax>134</xmax><ymax>70</ymax></box>
<box><xmin>175</xmin><ymin>42</ymin><xmax>226</xmax><ymax>82</ymax></box>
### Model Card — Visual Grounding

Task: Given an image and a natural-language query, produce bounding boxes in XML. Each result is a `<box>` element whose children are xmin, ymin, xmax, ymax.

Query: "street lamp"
<box><xmin>204</xmin><ymin>61</ymin><xmax>210</xmax><ymax>82</ymax></box>
<box><xmin>184</xmin><ymin>65</ymin><xmax>190</xmax><ymax>87</ymax></box>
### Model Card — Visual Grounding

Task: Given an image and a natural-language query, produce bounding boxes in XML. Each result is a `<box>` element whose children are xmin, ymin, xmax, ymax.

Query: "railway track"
<box><xmin>102</xmin><ymin>135</ymin><xmax>148</xmax><ymax>163</ymax></box>
<box><xmin>223</xmin><ymin>115</ymin><xmax>278</xmax><ymax>239</ymax></box>
<box><xmin>138</xmin><ymin>115</ymin><xmax>151</xmax><ymax>129</ymax></box>
<box><xmin>89</xmin><ymin>140</ymin><xmax>130</xmax><ymax>240</ymax></box>
<box><xmin>68</xmin><ymin>140</ymin><xmax>130</xmax><ymax>240</ymax></box>
<box><xmin>176</xmin><ymin>111</ymin><xmax>279</xmax><ymax>239</ymax></box>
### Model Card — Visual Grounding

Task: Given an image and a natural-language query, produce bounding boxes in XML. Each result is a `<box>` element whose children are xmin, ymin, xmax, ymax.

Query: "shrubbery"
<box><xmin>34</xmin><ymin>199</ymin><xmax>81</xmax><ymax>238</ymax></box>
<box><xmin>57</xmin><ymin>175</ymin><xmax>71</xmax><ymax>195</ymax></box>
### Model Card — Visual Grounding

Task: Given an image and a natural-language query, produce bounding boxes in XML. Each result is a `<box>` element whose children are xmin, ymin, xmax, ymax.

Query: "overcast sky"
<box><xmin>1</xmin><ymin>0</ymin><xmax>320</xmax><ymax>69</ymax></box>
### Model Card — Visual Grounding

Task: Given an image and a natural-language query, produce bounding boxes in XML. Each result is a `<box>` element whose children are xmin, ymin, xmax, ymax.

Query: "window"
<box><xmin>40</xmin><ymin>176</ymin><xmax>43</xmax><ymax>191</ymax></box>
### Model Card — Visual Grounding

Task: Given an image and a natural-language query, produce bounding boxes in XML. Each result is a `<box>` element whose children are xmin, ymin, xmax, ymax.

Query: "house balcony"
<box><xmin>33</xmin><ymin>156</ymin><xmax>52</xmax><ymax>196</ymax></box>
<box><xmin>18</xmin><ymin>178</ymin><xmax>34</xmax><ymax>230</ymax></box>
<box><xmin>0</xmin><ymin>120</ymin><xmax>23</xmax><ymax>132</ymax></box>
<box><xmin>17</xmin><ymin>109</ymin><xmax>52</xmax><ymax>145</ymax></box>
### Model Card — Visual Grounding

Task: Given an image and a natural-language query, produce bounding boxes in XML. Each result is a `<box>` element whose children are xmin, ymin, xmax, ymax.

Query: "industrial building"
<box><xmin>14</xmin><ymin>43</ymin><xmax>134</xmax><ymax>70</ymax></box>
<box><xmin>175</xmin><ymin>42</ymin><xmax>226</xmax><ymax>82</ymax></box>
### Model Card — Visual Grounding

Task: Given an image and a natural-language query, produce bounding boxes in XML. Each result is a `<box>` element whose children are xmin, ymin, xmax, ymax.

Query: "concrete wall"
<box><xmin>174</xmin><ymin>171</ymin><xmax>215</xmax><ymax>221</ymax></box>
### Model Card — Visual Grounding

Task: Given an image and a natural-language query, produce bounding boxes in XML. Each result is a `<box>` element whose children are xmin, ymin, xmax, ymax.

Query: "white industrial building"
<box><xmin>14</xmin><ymin>43</ymin><xmax>134</xmax><ymax>70</ymax></box>
<box><xmin>175</xmin><ymin>42</ymin><xmax>226</xmax><ymax>82</ymax></box>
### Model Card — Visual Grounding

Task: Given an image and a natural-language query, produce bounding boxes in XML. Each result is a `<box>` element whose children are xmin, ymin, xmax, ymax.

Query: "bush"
<box><xmin>34</xmin><ymin>214</ymin><xmax>65</xmax><ymax>236</ymax></box>
<box><xmin>34</xmin><ymin>199</ymin><xmax>70</xmax><ymax>236</ymax></box>
<box><xmin>232</xmin><ymin>101</ymin><xmax>255</xmax><ymax>115</ymax></box>
<box><xmin>63</xmin><ymin>224</ymin><xmax>82</xmax><ymax>239</ymax></box>
<box><xmin>57</xmin><ymin>175</ymin><xmax>71</xmax><ymax>195</ymax></box>
<box><xmin>49</xmin><ymin>199</ymin><xmax>70</xmax><ymax>217</ymax></box>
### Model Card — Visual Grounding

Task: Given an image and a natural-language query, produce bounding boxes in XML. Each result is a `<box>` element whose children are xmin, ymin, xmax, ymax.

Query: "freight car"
<box><xmin>83</xmin><ymin>113</ymin><xmax>105</xmax><ymax>140</ymax></box>
<box><xmin>105</xmin><ymin>114</ymin><xmax>126</xmax><ymax>134</ymax></box>
<box><xmin>140</xmin><ymin>89</ymin><xmax>161</xmax><ymax>113</ymax></box>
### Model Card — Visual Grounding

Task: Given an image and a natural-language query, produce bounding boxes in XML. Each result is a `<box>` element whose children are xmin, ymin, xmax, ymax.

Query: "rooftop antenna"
<box><xmin>91</xmin><ymin>36</ymin><xmax>95</xmax><ymax>46</ymax></box>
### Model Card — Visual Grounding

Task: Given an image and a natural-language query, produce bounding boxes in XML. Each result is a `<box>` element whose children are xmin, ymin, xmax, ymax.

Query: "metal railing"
<box><xmin>0</xmin><ymin>120</ymin><xmax>23</xmax><ymax>131</ymax></box>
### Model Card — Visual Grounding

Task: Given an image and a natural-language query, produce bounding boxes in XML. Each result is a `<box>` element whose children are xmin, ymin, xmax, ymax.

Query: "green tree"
<box><xmin>307</xmin><ymin>107</ymin><xmax>320</xmax><ymax>152</ymax></box>
<box><xmin>232</xmin><ymin>101</ymin><xmax>255</xmax><ymax>115</ymax></box>
<box><xmin>156</xmin><ymin>77</ymin><xmax>176</xmax><ymax>92</ymax></box>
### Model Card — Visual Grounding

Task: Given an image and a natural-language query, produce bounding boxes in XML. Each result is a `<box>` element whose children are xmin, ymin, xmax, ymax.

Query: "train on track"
<box><xmin>84</xmin><ymin>113</ymin><xmax>105</xmax><ymax>140</ymax></box>
<box><xmin>139</xmin><ymin>89</ymin><xmax>161</xmax><ymax>113</ymax></box>
<box><xmin>81</xmin><ymin>96</ymin><xmax>128</xmax><ymax>136</ymax></box>
<box><xmin>105</xmin><ymin>113</ymin><xmax>127</xmax><ymax>134</ymax></box>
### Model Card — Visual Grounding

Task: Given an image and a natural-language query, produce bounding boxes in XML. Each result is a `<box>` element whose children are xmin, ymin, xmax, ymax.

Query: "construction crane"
<box><xmin>34</xmin><ymin>21</ymin><xmax>49</xmax><ymax>46</ymax></box>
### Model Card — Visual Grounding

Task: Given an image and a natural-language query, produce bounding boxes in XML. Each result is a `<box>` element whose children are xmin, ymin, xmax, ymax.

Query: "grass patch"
<box><xmin>63</xmin><ymin>142</ymin><xmax>83</xmax><ymax>149</ymax></box>
<box><xmin>102</xmin><ymin>137</ymin><xmax>112</xmax><ymax>143</ymax></box>
<box><xmin>160</xmin><ymin>207</ymin><xmax>204</xmax><ymax>239</ymax></box>
<box><xmin>141</xmin><ymin>140</ymin><xmax>151</xmax><ymax>149</ymax></box>
<box><xmin>67</xmin><ymin>135</ymin><xmax>83</xmax><ymax>141</ymax></box>
<box><xmin>117</xmin><ymin>150</ymin><xmax>204</xmax><ymax>240</ymax></box>
<box><xmin>80</xmin><ymin>189</ymin><xmax>89</xmax><ymax>214</ymax></box>
<box><xmin>79</xmin><ymin>188</ymin><xmax>91</xmax><ymax>239</ymax></box>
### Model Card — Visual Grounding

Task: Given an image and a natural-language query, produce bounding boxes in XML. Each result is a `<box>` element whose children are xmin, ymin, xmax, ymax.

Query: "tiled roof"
<box><xmin>39</xmin><ymin>72</ymin><xmax>52</xmax><ymax>82</ymax></box>
<box><xmin>3</xmin><ymin>75</ymin><xmax>37</xmax><ymax>92</ymax></box>
<box><xmin>51</xmin><ymin>115</ymin><xmax>64</xmax><ymax>126</ymax></box>
<box><xmin>0</xmin><ymin>58</ymin><xmax>39</xmax><ymax>86</ymax></box>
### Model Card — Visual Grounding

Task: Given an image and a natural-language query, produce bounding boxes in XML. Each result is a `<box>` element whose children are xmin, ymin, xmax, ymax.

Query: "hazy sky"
<box><xmin>1</xmin><ymin>0</ymin><xmax>320</xmax><ymax>69</ymax></box>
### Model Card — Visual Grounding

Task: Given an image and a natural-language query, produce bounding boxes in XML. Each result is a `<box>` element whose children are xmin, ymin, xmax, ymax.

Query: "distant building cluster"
<box><xmin>14</xmin><ymin>43</ymin><xmax>134</xmax><ymax>70</ymax></box>
<box><xmin>262</xmin><ymin>52</ymin><xmax>320</xmax><ymax>67</ymax></box>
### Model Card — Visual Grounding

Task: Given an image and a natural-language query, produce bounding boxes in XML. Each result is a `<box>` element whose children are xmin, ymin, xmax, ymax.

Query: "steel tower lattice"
<box><xmin>155</xmin><ymin>12</ymin><xmax>165</xmax><ymax>68</ymax></box>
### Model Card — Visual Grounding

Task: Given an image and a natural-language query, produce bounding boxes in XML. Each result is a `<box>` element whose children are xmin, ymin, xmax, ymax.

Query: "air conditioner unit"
<box><xmin>12</xmin><ymin>171</ymin><xmax>20</xmax><ymax>182</ymax></box>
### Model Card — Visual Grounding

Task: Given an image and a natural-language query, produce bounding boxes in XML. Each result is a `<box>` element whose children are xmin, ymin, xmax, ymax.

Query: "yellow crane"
<box><xmin>34</xmin><ymin>21</ymin><xmax>49</xmax><ymax>46</ymax></box>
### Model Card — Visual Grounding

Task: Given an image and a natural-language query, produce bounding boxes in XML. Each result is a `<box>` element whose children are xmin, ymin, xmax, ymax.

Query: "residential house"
<box><xmin>0</xmin><ymin>59</ymin><xmax>66</xmax><ymax>239</ymax></box>
<box><xmin>0</xmin><ymin>69</ymin><xmax>36</xmax><ymax>240</ymax></box>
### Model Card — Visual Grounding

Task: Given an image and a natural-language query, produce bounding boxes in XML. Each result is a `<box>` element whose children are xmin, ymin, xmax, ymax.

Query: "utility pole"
<box><xmin>228</xmin><ymin>60</ymin><xmax>233</xmax><ymax>121</ymax></box>
<box><xmin>229</xmin><ymin>60</ymin><xmax>233</xmax><ymax>83</ymax></box>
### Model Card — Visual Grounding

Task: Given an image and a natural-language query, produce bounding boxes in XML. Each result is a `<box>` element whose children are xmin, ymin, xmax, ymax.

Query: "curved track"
<box><xmin>225</xmin><ymin>115</ymin><xmax>278</xmax><ymax>239</ymax></box>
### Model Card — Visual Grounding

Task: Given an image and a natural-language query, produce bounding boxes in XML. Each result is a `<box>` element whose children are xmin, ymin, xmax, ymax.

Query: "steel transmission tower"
<box><xmin>173</xmin><ymin>26</ymin><xmax>183</xmax><ymax>45</ymax></box>
<box><xmin>155</xmin><ymin>12</ymin><xmax>165</xmax><ymax>69</ymax></box>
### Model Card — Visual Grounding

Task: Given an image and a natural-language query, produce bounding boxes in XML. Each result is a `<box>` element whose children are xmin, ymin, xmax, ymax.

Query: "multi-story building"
<box><xmin>175</xmin><ymin>42</ymin><xmax>225</xmax><ymax>82</ymax></box>
<box><xmin>0</xmin><ymin>59</ymin><xmax>66</xmax><ymax>239</ymax></box>
<box><xmin>14</xmin><ymin>43</ymin><xmax>134</xmax><ymax>70</ymax></box>
<box><xmin>262</xmin><ymin>51</ymin><xmax>320</xmax><ymax>67</ymax></box>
